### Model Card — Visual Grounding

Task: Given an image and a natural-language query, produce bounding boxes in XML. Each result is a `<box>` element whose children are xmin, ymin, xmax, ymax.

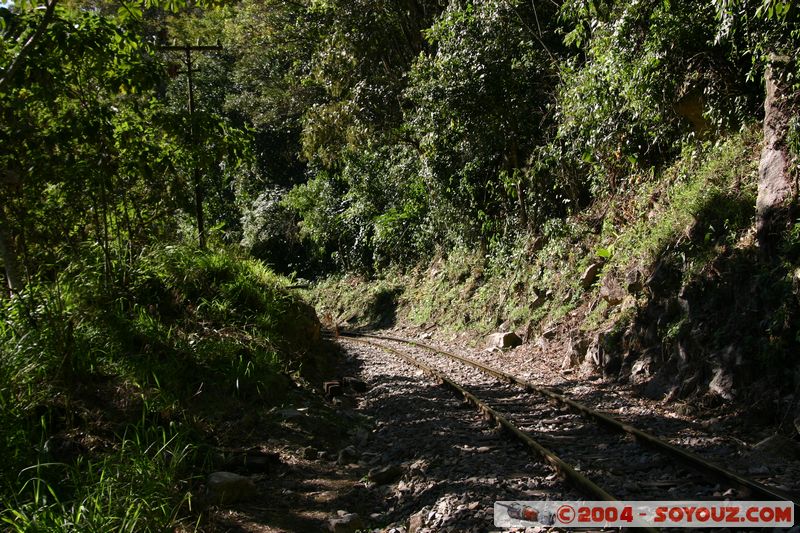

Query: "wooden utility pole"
<box><xmin>159</xmin><ymin>41</ymin><xmax>223</xmax><ymax>250</ymax></box>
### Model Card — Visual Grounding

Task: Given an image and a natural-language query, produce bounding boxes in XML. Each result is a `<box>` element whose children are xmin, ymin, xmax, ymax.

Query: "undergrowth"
<box><xmin>0</xmin><ymin>244</ymin><xmax>320</xmax><ymax>530</ymax></box>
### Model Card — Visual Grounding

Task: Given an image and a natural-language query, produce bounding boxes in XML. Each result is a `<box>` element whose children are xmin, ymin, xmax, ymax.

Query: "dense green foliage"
<box><xmin>1</xmin><ymin>0</ymin><xmax>250</xmax><ymax>291</ymax></box>
<box><xmin>313</xmin><ymin>126</ymin><xmax>800</xmax><ymax>403</ymax></box>
<box><xmin>3</xmin><ymin>1</ymin><xmax>797</xmax><ymax>278</ymax></box>
<box><xmin>198</xmin><ymin>0</ymin><xmax>797</xmax><ymax>273</ymax></box>
<box><xmin>313</xmin><ymin>128</ymin><xmax>762</xmax><ymax>332</ymax></box>
<box><xmin>0</xmin><ymin>3</ymin><xmax>313</xmax><ymax>527</ymax></box>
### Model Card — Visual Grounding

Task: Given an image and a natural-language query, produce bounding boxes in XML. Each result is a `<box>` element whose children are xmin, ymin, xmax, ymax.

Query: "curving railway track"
<box><xmin>334</xmin><ymin>330</ymin><xmax>798</xmax><ymax>529</ymax></box>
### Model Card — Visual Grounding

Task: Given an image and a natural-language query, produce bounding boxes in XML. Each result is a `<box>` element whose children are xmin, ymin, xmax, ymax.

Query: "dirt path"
<box><xmin>207</xmin><ymin>336</ymin><xmax>577</xmax><ymax>532</ymax></box>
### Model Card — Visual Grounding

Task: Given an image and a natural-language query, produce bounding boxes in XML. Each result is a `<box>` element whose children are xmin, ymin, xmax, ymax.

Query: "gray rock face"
<box><xmin>205</xmin><ymin>471</ymin><xmax>256</xmax><ymax>505</ymax></box>
<box><xmin>756</xmin><ymin>55</ymin><xmax>796</xmax><ymax>249</ymax></box>
<box><xmin>562</xmin><ymin>334</ymin><xmax>589</xmax><ymax>369</ymax></box>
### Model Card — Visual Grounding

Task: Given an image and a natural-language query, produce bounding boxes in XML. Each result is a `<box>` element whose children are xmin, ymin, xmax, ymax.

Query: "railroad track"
<box><xmin>335</xmin><ymin>331</ymin><xmax>798</xmax><ymax>520</ymax></box>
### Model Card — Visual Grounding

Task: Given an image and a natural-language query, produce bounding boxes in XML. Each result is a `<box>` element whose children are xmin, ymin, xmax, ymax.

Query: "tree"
<box><xmin>1</xmin><ymin>4</ymin><xmax>160</xmax><ymax>290</ymax></box>
<box><xmin>0</xmin><ymin>1</ymin><xmax>249</xmax><ymax>293</ymax></box>
<box><xmin>0</xmin><ymin>0</ymin><xmax>59</xmax><ymax>94</ymax></box>
<box><xmin>406</xmin><ymin>0</ymin><xmax>560</xmax><ymax>240</ymax></box>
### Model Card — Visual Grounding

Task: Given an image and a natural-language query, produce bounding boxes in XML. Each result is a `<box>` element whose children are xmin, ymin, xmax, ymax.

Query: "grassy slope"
<box><xmin>312</xmin><ymin>126</ymin><xmax>800</xmax><ymax>408</ymax></box>
<box><xmin>0</xmin><ymin>245</ymin><xmax>322</xmax><ymax>531</ymax></box>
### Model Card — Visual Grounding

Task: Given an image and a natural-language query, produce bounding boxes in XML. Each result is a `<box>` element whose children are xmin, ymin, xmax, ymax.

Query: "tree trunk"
<box><xmin>194</xmin><ymin>168</ymin><xmax>207</xmax><ymax>250</ymax></box>
<box><xmin>0</xmin><ymin>204</ymin><xmax>23</xmax><ymax>296</ymax></box>
<box><xmin>510</xmin><ymin>141</ymin><xmax>528</xmax><ymax>229</ymax></box>
<box><xmin>756</xmin><ymin>55</ymin><xmax>797</xmax><ymax>253</ymax></box>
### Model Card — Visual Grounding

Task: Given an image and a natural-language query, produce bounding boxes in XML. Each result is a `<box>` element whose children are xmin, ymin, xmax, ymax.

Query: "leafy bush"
<box><xmin>284</xmin><ymin>144</ymin><xmax>431</xmax><ymax>272</ymax></box>
<box><xmin>240</xmin><ymin>190</ymin><xmax>308</xmax><ymax>274</ymax></box>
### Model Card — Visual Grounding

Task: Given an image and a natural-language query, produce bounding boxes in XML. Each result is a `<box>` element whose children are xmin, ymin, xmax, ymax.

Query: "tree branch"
<box><xmin>0</xmin><ymin>0</ymin><xmax>60</xmax><ymax>93</ymax></box>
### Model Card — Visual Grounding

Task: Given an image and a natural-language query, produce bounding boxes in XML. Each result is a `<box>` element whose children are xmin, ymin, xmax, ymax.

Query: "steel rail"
<box><xmin>346</xmin><ymin>336</ymin><xmax>661</xmax><ymax>532</ymax></box>
<box><xmin>344</xmin><ymin>339</ymin><xmax>616</xmax><ymax>496</ymax></box>
<box><xmin>340</xmin><ymin>331</ymin><xmax>798</xmax><ymax>508</ymax></box>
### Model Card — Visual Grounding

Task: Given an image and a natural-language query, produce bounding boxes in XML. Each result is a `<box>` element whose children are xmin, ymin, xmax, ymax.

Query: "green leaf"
<box><xmin>596</xmin><ymin>247</ymin><xmax>613</xmax><ymax>259</ymax></box>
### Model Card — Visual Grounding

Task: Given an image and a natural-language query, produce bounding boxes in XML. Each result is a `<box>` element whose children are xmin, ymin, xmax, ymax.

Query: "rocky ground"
<box><xmin>385</xmin><ymin>324</ymin><xmax>800</xmax><ymax>498</ymax></box>
<box><xmin>201</xmin><ymin>326</ymin><xmax>800</xmax><ymax>532</ymax></box>
<box><xmin>330</xmin><ymin>339</ymin><xmax>580</xmax><ymax>532</ymax></box>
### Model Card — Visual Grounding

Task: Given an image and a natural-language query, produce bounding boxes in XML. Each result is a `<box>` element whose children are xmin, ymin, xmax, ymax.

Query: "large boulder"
<box><xmin>487</xmin><ymin>331</ymin><xmax>523</xmax><ymax>350</ymax></box>
<box><xmin>561</xmin><ymin>334</ymin><xmax>589</xmax><ymax>369</ymax></box>
<box><xmin>205</xmin><ymin>471</ymin><xmax>257</xmax><ymax>505</ymax></box>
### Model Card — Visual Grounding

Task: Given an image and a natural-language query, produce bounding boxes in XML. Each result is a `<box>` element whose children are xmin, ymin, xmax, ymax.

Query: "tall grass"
<box><xmin>2</xmin><ymin>420</ymin><xmax>201</xmax><ymax>532</ymax></box>
<box><xmin>0</xmin><ymin>244</ymin><xmax>317</xmax><ymax>530</ymax></box>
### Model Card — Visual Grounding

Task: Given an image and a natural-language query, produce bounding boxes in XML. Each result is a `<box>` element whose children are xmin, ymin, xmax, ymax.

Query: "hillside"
<box><xmin>314</xmin><ymin>126</ymin><xmax>799</xmax><ymax>412</ymax></box>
